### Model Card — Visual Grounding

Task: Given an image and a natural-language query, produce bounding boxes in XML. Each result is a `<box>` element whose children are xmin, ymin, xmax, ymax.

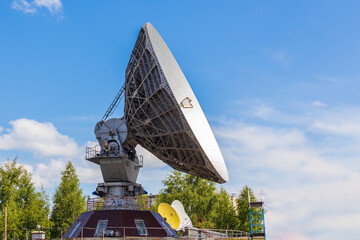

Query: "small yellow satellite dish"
<box><xmin>158</xmin><ymin>203</ymin><xmax>180</xmax><ymax>229</ymax></box>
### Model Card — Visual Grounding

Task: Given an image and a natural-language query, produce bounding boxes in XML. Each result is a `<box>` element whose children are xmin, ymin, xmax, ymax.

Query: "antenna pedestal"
<box><xmin>94</xmin><ymin>180</ymin><xmax>144</xmax><ymax>209</ymax></box>
<box><xmin>87</xmin><ymin>156</ymin><xmax>142</xmax><ymax>183</ymax></box>
<box><xmin>95</xmin><ymin>182</ymin><xmax>144</xmax><ymax>209</ymax></box>
<box><xmin>95</xmin><ymin>182</ymin><xmax>144</xmax><ymax>197</ymax></box>
<box><xmin>86</xmin><ymin>146</ymin><xmax>144</xmax><ymax>206</ymax></box>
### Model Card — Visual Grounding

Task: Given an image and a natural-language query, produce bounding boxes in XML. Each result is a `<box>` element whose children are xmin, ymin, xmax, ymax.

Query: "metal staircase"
<box><xmin>248</xmin><ymin>190</ymin><xmax>266</xmax><ymax>240</ymax></box>
<box><xmin>102</xmin><ymin>84</ymin><xmax>125</xmax><ymax>121</ymax></box>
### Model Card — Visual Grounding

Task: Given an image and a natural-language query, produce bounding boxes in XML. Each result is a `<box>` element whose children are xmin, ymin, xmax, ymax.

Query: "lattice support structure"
<box><xmin>124</xmin><ymin>23</ymin><xmax>226</xmax><ymax>183</ymax></box>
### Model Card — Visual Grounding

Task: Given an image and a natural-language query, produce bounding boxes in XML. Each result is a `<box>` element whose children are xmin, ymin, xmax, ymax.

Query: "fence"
<box><xmin>0</xmin><ymin>227</ymin><xmax>69</xmax><ymax>240</ymax></box>
<box><xmin>1</xmin><ymin>226</ymin><xmax>250</xmax><ymax>240</ymax></box>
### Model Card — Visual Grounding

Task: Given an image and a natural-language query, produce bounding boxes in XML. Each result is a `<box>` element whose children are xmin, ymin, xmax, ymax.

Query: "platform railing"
<box><xmin>87</xmin><ymin>196</ymin><xmax>155</xmax><ymax>211</ymax></box>
<box><xmin>86</xmin><ymin>145</ymin><xmax>101</xmax><ymax>159</ymax></box>
<box><xmin>10</xmin><ymin>225</ymin><xmax>250</xmax><ymax>239</ymax></box>
<box><xmin>86</xmin><ymin>145</ymin><xmax>143</xmax><ymax>167</ymax></box>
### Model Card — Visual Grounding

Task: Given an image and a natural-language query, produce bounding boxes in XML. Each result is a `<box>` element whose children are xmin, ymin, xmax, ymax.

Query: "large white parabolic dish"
<box><xmin>124</xmin><ymin>23</ymin><xmax>228</xmax><ymax>183</ymax></box>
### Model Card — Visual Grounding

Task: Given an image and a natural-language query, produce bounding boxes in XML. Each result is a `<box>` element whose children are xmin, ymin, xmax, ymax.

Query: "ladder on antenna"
<box><xmin>102</xmin><ymin>84</ymin><xmax>125</xmax><ymax>121</ymax></box>
<box><xmin>248</xmin><ymin>190</ymin><xmax>266</xmax><ymax>240</ymax></box>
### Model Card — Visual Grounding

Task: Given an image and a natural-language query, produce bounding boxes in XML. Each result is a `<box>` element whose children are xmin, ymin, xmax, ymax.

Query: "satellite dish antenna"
<box><xmin>158</xmin><ymin>203</ymin><xmax>180</xmax><ymax>229</ymax></box>
<box><xmin>124</xmin><ymin>22</ymin><xmax>228</xmax><ymax>183</ymax></box>
<box><xmin>171</xmin><ymin>200</ymin><xmax>193</xmax><ymax>230</ymax></box>
<box><xmin>86</xmin><ymin>22</ymin><xmax>228</xmax><ymax>206</ymax></box>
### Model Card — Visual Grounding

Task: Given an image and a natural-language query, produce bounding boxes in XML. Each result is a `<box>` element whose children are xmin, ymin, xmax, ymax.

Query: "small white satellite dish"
<box><xmin>171</xmin><ymin>200</ymin><xmax>193</xmax><ymax>230</ymax></box>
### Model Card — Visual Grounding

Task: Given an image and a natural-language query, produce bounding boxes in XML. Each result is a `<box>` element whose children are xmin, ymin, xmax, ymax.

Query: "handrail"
<box><xmin>87</xmin><ymin>196</ymin><xmax>154</xmax><ymax>211</ymax></box>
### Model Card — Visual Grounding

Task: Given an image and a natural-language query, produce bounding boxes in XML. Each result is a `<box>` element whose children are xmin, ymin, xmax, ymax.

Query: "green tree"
<box><xmin>236</xmin><ymin>185</ymin><xmax>258</xmax><ymax>232</ymax></box>
<box><xmin>156</xmin><ymin>171</ymin><xmax>261</xmax><ymax>233</ymax></box>
<box><xmin>210</xmin><ymin>188</ymin><xmax>239</xmax><ymax>230</ymax></box>
<box><xmin>155</xmin><ymin>171</ymin><xmax>218</xmax><ymax>228</ymax></box>
<box><xmin>50</xmin><ymin>161</ymin><xmax>86</xmax><ymax>238</ymax></box>
<box><xmin>0</xmin><ymin>158</ymin><xmax>51</xmax><ymax>239</ymax></box>
<box><xmin>155</xmin><ymin>171</ymin><xmax>242</xmax><ymax>230</ymax></box>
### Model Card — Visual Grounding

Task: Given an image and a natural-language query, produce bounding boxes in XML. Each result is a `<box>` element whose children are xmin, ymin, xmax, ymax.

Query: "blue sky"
<box><xmin>1</xmin><ymin>0</ymin><xmax>360</xmax><ymax>239</ymax></box>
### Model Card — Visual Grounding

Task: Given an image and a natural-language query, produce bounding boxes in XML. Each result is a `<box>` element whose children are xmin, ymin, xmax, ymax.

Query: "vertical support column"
<box><xmin>262</xmin><ymin>208</ymin><xmax>266</xmax><ymax>240</ymax></box>
<box><xmin>248</xmin><ymin>188</ymin><xmax>253</xmax><ymax>240</ymax></box>
<box><xmin>248</xmin><ymin>207</ymin><xmax>253</xmax><ymax>240</ymax></box>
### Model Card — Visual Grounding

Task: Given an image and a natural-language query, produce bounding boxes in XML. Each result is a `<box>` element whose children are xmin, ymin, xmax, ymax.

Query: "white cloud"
<box><xmin>0</xmin><ymin>157</ymin><xmax>102</xmax><ymax>188</ymax></box>
<box><xmin>0</xmin><ymin>118</ymin><xmax>79</xmax><ymax>158</ymax></box>
<box><xmin>33</xmin><ymin>159</ymin><xmax>66</xmax><ymax>187</ymax></box>
<box><xmin>33</xmin><ymin>0</ymin><xmax>62</xmax><ymax>13</ymax></box>
<box><xmin>3</xmin><ymin>105</ymin><xmax>360</xmax><ymax>240</ymax></box>
<box><xmin>11</xmin><ymin>0</ymin><xmax>63</xmax><ymax>16</ymax></box>
<box><xmin>33</xmin><ymin>158</ymin><xmax>101</xmax><ymax>188</ymax></box>
<box><xmin>272</xmin><ymin>230</ymin><xmax>312</xmax><ymax>240</ymax></box>
<box><xmin>136</xmin><ymin>145</ymin><xmax>165</xmax><ymax>168</ymax></box>
<box><xmin>215</xmin><ymin>105</ymin><xmax>360</xmax><ymax>239</ymax></box>
<box><xmin>310</xmin><ymin>107</ymin><xmax>360</xmax><ymax>138</ymax></box>
<box><xmin>311</xmin><ymin>100</ymin><xmax>327</xmax><ymax>107</ymax></box>
<box><xmin>252</xmin><ymin>105</ymin><xmax>275</xmax><ymax>118</ymax></box>
<box><xmin>11</xmin><ymin>0</ymin><xmax>36</xmax><ymax>13</ymax></box>
<box><xmin>0</xmin><ymin>118</ymin><xmax>167</xmax><ymax>189</ymax></box>
<box><xmin>0</xmin><ymin>119</ymin><xmax>103</xmax><ymax>188</ymax></box>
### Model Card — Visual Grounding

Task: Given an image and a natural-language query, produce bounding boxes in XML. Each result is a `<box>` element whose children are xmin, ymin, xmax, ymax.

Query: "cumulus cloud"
<box><xmin>0</xmin><ymin>118</ymin><xmax>167</xmax><ymax>189</ymax></box>
<box><xmin>11</xmin><ymin>0</ymin><xmax>63</xmax><ymax>16</ymax></box>
<box><xmin>0</xmin><ymin>118</ymin><xmax>79</xmax><ymax>158</ymax></box>
<box><xmin>0</xmin><ymin>119</ymin><xmax>102</xmax><ymax>188</ymax></box>
<box><xmin>3</xmin><ymin>105</ymin><xmax>360</xmax><ymax>240</ymax></box>
<box><xmin>32</xmin><ymin>159</ymin><xmax>66</xmax><ymax>187</ymax></box>
<box><xmin>33</xmin><ymin>158</ymin><xmax>101</xmax><ymax>188</ymax></box>
<box><xmin>312</xmin><ymin>100</ymin><xmax>327</xmax><ymax>107</ymax></box>
<box><xmin>0</xmin><ymin>157</ymin><xmax>101</xmax><ymax>188</ymax></box>
<box><xmin>214</xmin><ymin>105</ymin><xmax>360</xmax><ymax>239</ymax></box>
<box><xmin>11</xmin><ymin>0</ymin><xmax>36</xmax><ymax>13</ymax></box>
<box><xmin>33</xmin><ymin>0</ymin><xmax>62</xmax><ymax>13</ymax></box>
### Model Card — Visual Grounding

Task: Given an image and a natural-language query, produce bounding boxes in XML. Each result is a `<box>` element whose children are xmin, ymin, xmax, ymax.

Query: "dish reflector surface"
<box><xmin>124</xmin><ymin>23</ymin><xmax>228</xmax><ymax>183</ymax></box>
<box><xmin>171</xmin><ymin>200</ymin><xmax>193</xmax><ymax>230</ymax></box>
<box><xmin>158</xmin><ymin>203</ymin><xmax>180</xmax><ymax>229</ymax></box>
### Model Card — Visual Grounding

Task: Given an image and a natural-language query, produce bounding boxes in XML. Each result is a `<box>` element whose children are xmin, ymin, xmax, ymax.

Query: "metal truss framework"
<box><xmin>124</xmin><ymin>27</ymin><xmax>222</xmax><ymax>183</ymax></box>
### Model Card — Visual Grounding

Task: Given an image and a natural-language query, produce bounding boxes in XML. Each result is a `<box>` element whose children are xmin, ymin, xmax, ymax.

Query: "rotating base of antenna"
<box><xmin>94</xmin><ymin>182</ymin><xmax>145</xmax><ymax>210</ymax></box>
<box><xmin>95</xmin><ymin>182</ymin><xmax>144</xmax><ymax>197</ymax></box>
